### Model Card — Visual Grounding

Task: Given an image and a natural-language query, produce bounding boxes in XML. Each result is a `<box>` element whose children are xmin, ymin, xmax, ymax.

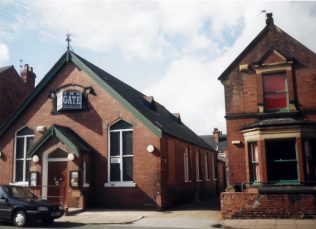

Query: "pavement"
<box><xmin>55</xmin><ymin>198</ymin><xmax>316</xmax><ymax>229</ymax></box>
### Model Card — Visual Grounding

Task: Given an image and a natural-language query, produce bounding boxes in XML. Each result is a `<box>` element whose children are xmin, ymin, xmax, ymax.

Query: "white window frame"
<box><xmin>184</xmin><ymin>147</ymin><xmax>190</xmax><ymax>183</ymax></box>
<box><xmin>105</xmin><ymin>121</ymin><xmax>135</xmax><ymax>187</ymax></box>
<box><xmin>204</xmin><ymin>152</ymin><xmax>210</xmax><ymax>181</ymax></box>
<box><xmin>212</xmin><ymin>154</ymin><xmax>217</xmax><ymax>180</ymax></box>
<box><xmin>196</xmin><ymin>151</ymin><xmax>202</xmax><ymax>182</ymax></box>
<box><xmin>14</xmin><ymin>127</ymin><xmax>34</xmax><ymax>185</ymax></box>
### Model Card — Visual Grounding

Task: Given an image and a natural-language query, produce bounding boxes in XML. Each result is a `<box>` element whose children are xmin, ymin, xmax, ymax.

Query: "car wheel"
<box><xmin>12</xmin><ymin>210</ymin><xmax>27</xmax><ymax>227</ymax></box>
<box><xmin>42</xmin><ymin>218</ymin><xmax>54</xmax><ymax>225</ymax></box>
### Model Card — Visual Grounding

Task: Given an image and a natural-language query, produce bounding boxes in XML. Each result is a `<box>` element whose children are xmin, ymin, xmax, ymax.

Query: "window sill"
<box><xmin>104</xmin><ymin>182</ymin><xmax>136</xmax><ymax>187</ymax></box>
<box><xmin>10</xmin><ymin>182</ymin><xmax>29</xmax><ymax>186</ymax></box>
<box><xmin>197</xmin><ymin>179</ymin><xmax>202</xmax><ymax>182</ymax></box>
<box><xmin>184</xmin><ymin>180</ymin><xmax>192</xmax><ymax>183</ymax></box>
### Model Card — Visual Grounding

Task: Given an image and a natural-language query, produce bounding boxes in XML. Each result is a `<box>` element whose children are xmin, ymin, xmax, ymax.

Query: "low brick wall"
<box><xmin>221</xmin><ymin>192</ymin><xmax>316</xmax><ymax>219</ymax></box>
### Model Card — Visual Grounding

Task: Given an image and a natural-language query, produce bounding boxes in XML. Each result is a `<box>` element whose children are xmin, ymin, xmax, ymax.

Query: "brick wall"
<box><xmin>162</xmin><ymin>136</ymin><xmax>218</xmax><ymax>208</ymax></box>
<box><xmin>221</xmin><ymin>192</ymin><xmax>316</xmax><ymax>219</ymax></box>
<box><xmin>0</xmin><ymin>67</ymin><xmax>32</xmax><ymax>125</ymax></box>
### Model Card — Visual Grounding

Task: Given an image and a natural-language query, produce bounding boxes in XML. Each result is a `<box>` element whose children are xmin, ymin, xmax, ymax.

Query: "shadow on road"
<box><xmin>0</xmin><ymin>220</ymin><xmax>85</xmax><ymax>228</ymax></box>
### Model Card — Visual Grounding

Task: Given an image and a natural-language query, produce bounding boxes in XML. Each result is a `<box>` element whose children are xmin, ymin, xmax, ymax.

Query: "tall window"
<box><xmin>248</xmin><ymin>142</ymin><xmax>260</xmax><ymax>182</ymax></box>
<box><xmin>266</xmin><ymin>139</ymin><xmax>298</xmax><ymax>182</ymax></box>
<box><xmin>15</xmin><ymin>127</ymin><xmax>34</xmax><ymax>183</ymax></box>
<box><xmin>204</xmin><ymin>152</ymin><xmax>209</xmax><ymax>180</ymax></box>
<box><xmin>109</xmin><ymin>120</ymin><xmax>133</xmax><ymax>183</ymax></box>
<box><xmin>263</xmin><ymin>73</ymin><xmax>288</xmax><ymax>111</ymax></box>
<box><xmin>212</xmin><ymin>154</ymin><xmax>217</xmax><ymax>180</ymax></box>
<box><xmin>184</xmin><ymin>147</ymin><xmax>190</xmax><ymax>182</ymax></box>
<box><xmin>195</xmin><ymin>151</ymin><xmax>201</xmax><ymax>181</ymax></box>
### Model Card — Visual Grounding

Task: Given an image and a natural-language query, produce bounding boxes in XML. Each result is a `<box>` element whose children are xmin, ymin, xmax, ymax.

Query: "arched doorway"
<box><xmin>42</xmin><ymin>146</ymin><xmax>68</xmax><ymax>205</ymax></box>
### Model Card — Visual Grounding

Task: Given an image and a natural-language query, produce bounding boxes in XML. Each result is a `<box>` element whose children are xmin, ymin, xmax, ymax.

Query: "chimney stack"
<box><xmin>266</xmin><ymin>12</ymin><xmax>274</xmax><ymax>26</ymax></box>
<box><xmin>21</xmin><ymin>64</ymin><xmax>36</xmax><ymax>89</ymax></box>
<box><xmin>212</xmin><ymin>128</ymin><xmax>221</xmax><ymax>143</ymax></box>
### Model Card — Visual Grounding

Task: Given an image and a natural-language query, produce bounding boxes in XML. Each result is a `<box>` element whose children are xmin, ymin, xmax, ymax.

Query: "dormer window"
<box><xmin>263</xmin><ymin>72</ymin><xmax>288</xmax><ymax>111</ymax></box>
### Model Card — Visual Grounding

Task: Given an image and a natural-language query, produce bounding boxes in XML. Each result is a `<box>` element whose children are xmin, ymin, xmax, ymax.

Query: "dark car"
<box><xmin>0</xmin><ymin>185</ymin><xmax>64</xmax><ymax>227</ymax></box>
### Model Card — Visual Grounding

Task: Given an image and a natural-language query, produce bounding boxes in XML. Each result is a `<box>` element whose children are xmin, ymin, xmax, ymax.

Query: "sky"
<box><xmin>1</xmin><ymin>1</ymin><xmax>316</xmax><ymax>135</ymax></box>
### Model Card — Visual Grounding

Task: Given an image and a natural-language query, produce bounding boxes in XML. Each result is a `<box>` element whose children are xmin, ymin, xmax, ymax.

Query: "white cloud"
<box><xmin>1</xmin><ymin>1</ymin><xmax>316</xmax><ymax>135</ymax></box>
<box><xmin>0</xmin><ymin>42</ymin><xmax>9</xmax><ymax>66</ymax></box>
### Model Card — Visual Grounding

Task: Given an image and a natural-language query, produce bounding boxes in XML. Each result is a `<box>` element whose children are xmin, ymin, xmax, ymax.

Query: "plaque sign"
<box><xmin>57</xmin><ymin>90</ymin><xmax>82</xmax><ymax>111</ymax></box>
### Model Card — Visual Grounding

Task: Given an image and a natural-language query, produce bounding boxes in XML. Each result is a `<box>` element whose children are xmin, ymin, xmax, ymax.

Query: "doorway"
<box><xmin>42</xmin><ymin>147</ymin><xmax>68</xmax><ymax>204</ymax></box>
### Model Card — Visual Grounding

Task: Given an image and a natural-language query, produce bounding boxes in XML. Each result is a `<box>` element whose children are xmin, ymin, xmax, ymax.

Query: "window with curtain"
<box><xmin>263</xmin><ymin>73</ymin><xmax>288</xmax><ymax>111</ymax></box>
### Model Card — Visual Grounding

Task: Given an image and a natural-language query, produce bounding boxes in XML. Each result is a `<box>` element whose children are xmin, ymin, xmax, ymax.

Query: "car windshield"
<box><xmin>4</xmin><ymin>186</ymin><xmax>36</xmax><ymax>198</ymax></box>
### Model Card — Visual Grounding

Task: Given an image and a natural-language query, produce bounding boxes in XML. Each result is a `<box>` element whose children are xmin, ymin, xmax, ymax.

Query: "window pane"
<box><xmin>25</xmin><ymin>160</ymin><xmax>31</xmax><ymax>182</ymax></box>
<box><xmin>263</xmin><ymin>74</ymin><xmax>286</xmax><ymax>92</ymax></box>
<box><xmin>110</xmin><ymin>132</ymin><xmax>120</xmax><ymax>156</ymax></box>
<box><xmin>266</xmin><ymin>139</ymin><xmax>298</xmax><ymax>182</ymax></box>
<box><xmin>123</xmin><ymin>131</ymin><xmax>133</xmax><ymax>155</ymax></box>
<box><xmin>266</xmin><ymin>139</ymin><xmax>296</xmax><ymax>161</ymax></box>
<box><xmin>123</xmin><ymin>157</ymin><xmax>133</xmax><ymax>181</ymax></box>
<box><xmin>110</xmin><ymin>120</ymin><xmax>132</xmax><ymax>130</ymax></box>
<box><xmin>26</xmin><ymin>137</ymin><xmax>34</xmax><ymax>152</ymax></box>
<box><xmin>16</xmin><ymin>138</ymin><xmax>24</xmax><ymax>159</ymax></box>
<box><xmin>267</xmin><ymin>161</ymin><xmax>298</xmax><ymax>181</ymax></box>
<box><xmin>17</xmin><ymin>127</ymin><xmax>34</xmax><ymax>136</ymax></box>
<box><xmin>15</xmin><ymin>160</ymin><xmax>24</xmax><ymax>182</ymax></box>
<box><xmin>110</xmin><ymin>163</ymin><xmax>120</xmax><ymax>181</ymax></box>
<box><xmin>264</xmin><ymin>92</ymin><xmax>287</xmax><ymax>110</ymax></box>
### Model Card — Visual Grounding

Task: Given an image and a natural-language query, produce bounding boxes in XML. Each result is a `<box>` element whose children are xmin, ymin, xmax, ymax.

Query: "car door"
<box><xmin>0</xmin><ymin>186</ymin><xmax>11</xmax><ymax>219</ymax></box>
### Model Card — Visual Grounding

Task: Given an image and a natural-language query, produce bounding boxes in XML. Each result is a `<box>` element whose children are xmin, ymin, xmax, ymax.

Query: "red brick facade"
<box><xmin>220</xmin><ymin>14</ymin><xmax>316</xmax><ymax>186</ymax></box>
<box><xmin>0</xmin><ymin>54</ymin><xmax>218</xmax><ymax>209</ymax></box>
<box><xmin>0</xmin><ymin>65</ymin><xmax>34</xmax><ymax>125</ymax></box>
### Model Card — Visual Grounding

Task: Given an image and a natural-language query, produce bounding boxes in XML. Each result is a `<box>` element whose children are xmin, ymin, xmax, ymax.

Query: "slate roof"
<box><xmin>0</xmin><ymin>51</ymin><xmax>213</xmax><ymax>151</ymax></box>
<box><xmin>27</xmin><ymin>124</ymin><xmax>95</xmax><ymax>157</ymax></box>
<box><xmin>199</xmin><ymin>134</ymin><xmax>227</xmax><ymax>152</ymax></box>
<box><xmin>73</xmin><ymin>52</ymin><xmax>213</xmax><ymax>150</ymax></box>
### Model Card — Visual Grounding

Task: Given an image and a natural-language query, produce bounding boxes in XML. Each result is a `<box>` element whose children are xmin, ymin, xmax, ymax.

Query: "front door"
<box><xmin>47</xmin><ymin>161</ymin><xmax>67</xmax><ymax>204</ymax></box>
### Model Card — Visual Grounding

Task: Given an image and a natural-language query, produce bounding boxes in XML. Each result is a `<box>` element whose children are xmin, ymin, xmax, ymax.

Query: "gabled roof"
<box><xmin>218</xmin><ymin>21</ymin><xmax>316</xmax><ymax>82</ymax></box>
<box><xmin>199</xmin><ymin>134</ymin><xmax>227</xmax><ymax>151</ymax></box>
<box><xmin>0</xmin><ymin>66</ymin><xmax>12</xmax><ymax>74</ymax></box>
<box><xmin>27</xmin><ymin>124</ymin><xmax>94</xmax><ymax>157</ymax></box>
<box><xmin>0</xmin><ymin>51</ymin><xmax>213</xmax><ymax>151</ymax></box>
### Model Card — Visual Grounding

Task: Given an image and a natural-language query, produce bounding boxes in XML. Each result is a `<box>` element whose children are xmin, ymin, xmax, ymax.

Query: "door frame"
<box><xmin>42</xmin><ymin>145</ymin><xmax>68</xmax><ymax>199</ymax></box>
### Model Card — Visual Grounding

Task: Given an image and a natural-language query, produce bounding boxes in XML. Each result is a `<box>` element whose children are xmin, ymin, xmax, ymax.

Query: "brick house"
<box><xmin>0</xmin><ymin>65</ymin><xmax>35</xmax><ymax>125</ymax></box>
<box><xmin>219</xmin><ymin>13</ymin><xmax>316</xmax><ymax>218</ymax></box>
<box><xmin>0</xmin><ymin>51</ymin><xmax>218</xmax><ymax>209</ymax></box>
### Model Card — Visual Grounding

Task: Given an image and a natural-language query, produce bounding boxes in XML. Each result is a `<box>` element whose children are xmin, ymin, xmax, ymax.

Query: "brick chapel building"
<box><xmin>219</xmin><ymin>13</ymin><xmax>316</xmax><ymax>219</ymax></box>
<box><xmin>0</xmin><ymin>51</ymin><xmax>219</xmax><ymax>209</ymax></box>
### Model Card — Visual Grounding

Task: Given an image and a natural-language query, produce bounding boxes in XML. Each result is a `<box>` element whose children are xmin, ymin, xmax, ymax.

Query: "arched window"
<box><xmin>109</xmin><ymin>120</ymin><xmax>133</xmax><ymax>183</ymax></box>
<box><xmin>15</xmin><ymin>127</ymin><xmax>34</xmax><ymax>183</ymax></box>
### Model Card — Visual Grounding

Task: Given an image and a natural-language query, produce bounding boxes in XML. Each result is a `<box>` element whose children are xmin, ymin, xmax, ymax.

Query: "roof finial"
<box><xmin>266</xmin><ymin>12</ymin><xmax>274</xmax><ymax>26</ymax></box>
<box><xmin>66</xmin><ymin>33</ymin><xmax>71</xmax><ymax>51</ymax></box>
